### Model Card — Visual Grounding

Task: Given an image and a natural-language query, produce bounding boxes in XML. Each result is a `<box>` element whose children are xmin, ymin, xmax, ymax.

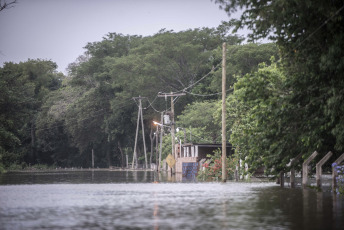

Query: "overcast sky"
<box><xmin>0</xmin><ymin>0</ymin><xmax>246</xmax><ymax>74</ymax></box>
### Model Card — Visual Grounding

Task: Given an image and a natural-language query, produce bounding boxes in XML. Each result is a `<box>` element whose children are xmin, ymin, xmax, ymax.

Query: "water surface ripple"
<box><xmin>0</xmin><ymin>171</ymin><xmax>343</xmax><ymax>230</ymax></box>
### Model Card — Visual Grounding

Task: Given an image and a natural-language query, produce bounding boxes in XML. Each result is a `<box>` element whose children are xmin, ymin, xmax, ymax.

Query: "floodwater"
<box><xmin>0</xmin><ymin>171</ymin><xmax>344</xmax><ymax>230</ymax></box>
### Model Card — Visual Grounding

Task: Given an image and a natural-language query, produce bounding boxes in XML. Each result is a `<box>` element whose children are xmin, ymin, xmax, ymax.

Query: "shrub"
<box><xmin>332</xmin><ymin>162</ymin><xmax>344</xmax><ymax>195</ymax></box>
<box><xmin>197</xmin><ymin>149</ymin><xmax>237</xmax><ymax>181</ymax></box>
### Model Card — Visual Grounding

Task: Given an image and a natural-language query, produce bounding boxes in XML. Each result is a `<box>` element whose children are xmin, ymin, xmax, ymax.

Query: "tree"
<box><xmin>0</xmin><ymin>0</ymin><xmax>16</xmax><ymax>12</ymax></box>
<box><xmin>226</xmin><ymin>60</ymin><xmax>295</xmax><ymax>173</ymax></box>
<box><xmin>0</xmin><ymin>59</ymin><xmax>62</xmax><ymax>167</ymax></box>
<box><xmin>196</xmin><ymin>43</ymin><xmax>278</xmax><ymax>96</ymax></box>
<box><xmin>177</xmin><ymin>100</ymin><xmax>221</xmax><ymax>144</ymax></box>
<box><xmin>215</xmin><ymin>0</ymin><xmax>344</xmax><ymax>160</ymax></box>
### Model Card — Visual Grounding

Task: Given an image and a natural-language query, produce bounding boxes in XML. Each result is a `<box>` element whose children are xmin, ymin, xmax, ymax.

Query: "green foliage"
<box><xmin>177</xmin><ymin>100</ymin><xmax>220</xmax><ymax>143</ymax></box>
<box><xmin>197</xmin><ymin>149</ymin><xmax>237</xmax><ymax>181</ymax></box>
<box><xmin>0</xmin><ymin>25</ymin><xmax>284</xmax><ymax>170</ymax></box>
<box><xmin>226</xmin><ymin>60</ymin><xmax>296</xmax><ymax>172</ymax></box>
<box><xmin>215</xmin><ymin>0</ymin><xmax>344</xmax><ymax>172</ymax></box>
<box><xmin>0</xmin><ymin>59</ymin><xmax>63</xmax><ymax>166</ymax></box>
<box><xmin>333</xmin><ymin>163</ymin><xmax>344</xmax><ymax>195</ymax></box>
<box><xmin>203</xmin><ymin>43</ymin><xmax>279</xmax><ymax>94</ymax></box>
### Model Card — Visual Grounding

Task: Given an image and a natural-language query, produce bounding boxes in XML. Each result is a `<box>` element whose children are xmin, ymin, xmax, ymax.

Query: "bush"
<box><xmin>332</xmin><ymin>162</ymin><xmax>344</xmax><ymax>195</ymax></box>
<box><xmin>197</xmin><ymin>149</ymin><xmax>237</xmax><ymax>181</ymax></box>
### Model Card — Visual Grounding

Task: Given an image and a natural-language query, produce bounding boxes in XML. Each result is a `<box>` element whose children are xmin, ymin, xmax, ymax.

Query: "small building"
<box><xmin>175</xmin><ymin>143</ymin><xmax>233</xmax><ymax>178</ymax></box>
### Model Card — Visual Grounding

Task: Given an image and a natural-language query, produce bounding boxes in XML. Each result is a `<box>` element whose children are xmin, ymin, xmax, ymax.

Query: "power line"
<box><xmin>178</xmin><ymin>63</ymin><xmax>221</xmax><ymax>93</ymax></box>
<box><xmin>185</xmin><ymin>88</ymin><xmax>233</xmax><ymax>97</ymax></box>
<box><xmin>292</xmin><ymin>4</ymin><xmax>344</xmax><ymax>53</ymax></box>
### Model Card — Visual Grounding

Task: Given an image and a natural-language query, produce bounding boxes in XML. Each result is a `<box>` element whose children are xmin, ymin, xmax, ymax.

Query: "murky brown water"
<box><xmin>0</xmin><ymin>170</ymin><xmax>343</xmax><ymax>229</ymax></box>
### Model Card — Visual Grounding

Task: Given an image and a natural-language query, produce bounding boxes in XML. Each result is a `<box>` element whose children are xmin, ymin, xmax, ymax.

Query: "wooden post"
<box><xmin>221</xmin><ymin>42</ymin><xmax>227</xmax><ymax>183</ymax></box>
<box><xmin>280</xmin><ymin>171</ymin><xmax>285</xmax><ymax>188</ymax></box>
<box><xmin>149</xmin><ymin>128</ymin><xmax>155</xmax><ymax>168</ymax></box>
<box><xmin>332</xmin><ymin>153</ymin><xmax>344</xmax><ymax>191</ymax></box>
<box><xmin>158</xmin><ymin>112</ymin><xmax>163</xmax><ymax>171</ymax></box>
<box><xmin>316</xmin><ymin>151</ymin><xmax>333</xmax><ymax>188</ymax></box>
<box><xmin>132</xmin><ymin>97</ymin><xmax>141</xmax><ymax>169</ymax></box>
<box><xmin>155</xmin><ymin>125</ymin><xmax>159</xmax><ymax>171</ymax></box>
<box><xmin>139</xmin><ymin>98</ymin><xmax>148</xmax><ymax>169</ymax></box>
<box><xmin>171</xmin><ymin>94</ymin><xmax>175</xmax><ymax>173</ymax></box>
<box><xmin>132</xmin><ymin>96</ymin><xmax>148</xmax><ymax>169</ymax></box>
<box><xmin>235</xmin><ymin>164</ymin><xmax>239</xmax><ymax>182</ymax></box>
<box><xmin>290</xmin><ymin>153</ymin><xmax>303</xmax><ymax>188</ymax></box>
<box><xmin>302</xmin><ymin>151</ymin><xmax>318</xmax><ymax>188</ymax></box>
<box><xmin>92</xmin><ymin>148</ymin><xmax>94</xmax><ymax>169</ymax></box>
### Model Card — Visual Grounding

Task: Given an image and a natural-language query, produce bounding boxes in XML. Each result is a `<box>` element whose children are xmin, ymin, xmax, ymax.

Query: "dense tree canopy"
<box><xmin>214</xmin><ymin>0</ymin><xmax>344</xmax><ymax>173</ymax></box>
<box><xmin>0</xmin><ymin>22</ymin><xmax>279</xmax><ymax>171</ymax></box>
<box><xmin>5</xmin><ymin>1</ymin><xmax>341</xmax><ymax>176</ymax></box>
<box><xmin>0</xmin><ymin>60</ymin><xmax>63</xmax><ymax>170</ymax></box>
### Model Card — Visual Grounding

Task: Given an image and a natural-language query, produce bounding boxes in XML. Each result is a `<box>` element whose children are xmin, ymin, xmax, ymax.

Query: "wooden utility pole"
<box><xmin>139</xmin><ymin>98</ymin><xmax>148</xmax><ymax>169</ymax></box>
<box><xmin>132</xmin><ymin>96</ymin><xmax>148</xmax><ymax>169</ymax></box>
<box><xmin>171</xmin><ymin>94</ymin><xmax>175</xmax><ymax>162</ymax></box>
<box><xmin>155</xmin><ymin>124</ymin><xmax>159</xmax><ymax>171</ymax></box>
<box><xmin>158</xmin><ymin>112</ymin><xmax>164</xmax><ymax>171</ymax></box>
<box><xmin>158</xmin><ymin>92</ymin><xmax>185</xmax><ymax>173</ymax></box>
<box><xmin>222</xmin><ymin>42</ymin><xmax>227</xmax><ymax>183</ymax></box>
<box><xmin>132</xmin><ymin>99</ymin><xmax>140</xmax><ymax>169</ymax></box>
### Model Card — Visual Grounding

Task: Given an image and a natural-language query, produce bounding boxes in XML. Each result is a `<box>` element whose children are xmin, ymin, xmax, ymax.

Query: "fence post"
<box><xmin>302</xmin><ymin>151</ymin><xmax>318</xmax><ymax>188</ymax></box>
<box><xmin>316</xmin><ymin>151</ymin><xmax>333</xmax><ymax>188</ymax></box>
<box><xmin>290</xmin><ymin>153</ymin><xmax>303</xmax><ymax>188</ymax></box>
<box><xmin>332</xmin><ymin>153</ymin><xmax>344</xmax><ymax>192</ymax></box>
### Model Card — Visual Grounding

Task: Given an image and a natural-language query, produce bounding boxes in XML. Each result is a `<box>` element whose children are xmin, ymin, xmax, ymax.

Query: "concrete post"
<box><xmin>302</xmin><ymin>151</ymin><xmax>318</xmax><ymax>188</ymax></box>
<box><xmin>316</xmin><ymin>151</ymin><xmax>333</xmax><ymax>188</ymax></box>
<box><xmin>290</xmin><ymin>153</ymin><xmax>303</xmax><ymax>188</ymax></box>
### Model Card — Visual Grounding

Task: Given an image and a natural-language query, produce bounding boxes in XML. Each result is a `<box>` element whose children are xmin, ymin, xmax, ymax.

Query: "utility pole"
<box><xmin>171</xmin><ymin>94</ymin><xmax>175</xmax><ymax>162</ymax></box>
<box><xmin>155</xmin><ymin>123</ymin><xmax>159</xmax><ymax>171</ymax></box>
<box><xmin>158</xmin><ymin>92</ymin><xmax>185</xmax><ymax>173</ymax></box>
<box><xmin>222</xmin><ymin>42</ymin><xmax>227</xmax><ymax>183</ymax></box>
<box><xmin>132</xmin><ymin>96</ymin><xmax>148</xmax><ymax>169</ymax></box>
<box><xmin>159</xmin><ymin>112</ymin><xmax>163</xmax><ymax>171</ymax></box>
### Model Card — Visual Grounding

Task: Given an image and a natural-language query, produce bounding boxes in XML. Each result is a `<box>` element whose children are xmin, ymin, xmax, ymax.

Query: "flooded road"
<box><xmin>0</xmin><ymin>170</ymin><xmax>344</xmax><ymax>229</ymax></box>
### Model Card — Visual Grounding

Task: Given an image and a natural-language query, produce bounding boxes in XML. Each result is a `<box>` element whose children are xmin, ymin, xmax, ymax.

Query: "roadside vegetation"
<box><xmin>1</xmin><ymin>0</ymin><xmax>343</xmax><ymax>191</ymax></box>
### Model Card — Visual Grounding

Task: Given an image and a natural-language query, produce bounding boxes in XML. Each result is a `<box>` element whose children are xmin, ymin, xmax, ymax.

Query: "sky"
<box><xmin>0</xmin><ymin>0</ymin><xmax>247</xmax><ymax>74</ymax></box>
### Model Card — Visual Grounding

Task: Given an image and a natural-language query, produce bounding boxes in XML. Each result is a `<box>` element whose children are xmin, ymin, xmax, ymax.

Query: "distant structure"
<box><xmin>174</xmin><ymin>143</ymin><xmax>233</xmax><ymax>179</ymax></box>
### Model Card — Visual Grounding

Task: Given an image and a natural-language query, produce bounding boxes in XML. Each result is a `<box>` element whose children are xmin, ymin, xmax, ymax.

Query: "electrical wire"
<box><xmin>25</xmin><ymin>5</ymin><xmax>344</xmax><ymax>136</ymax></box>
<box><xmin>185</xmin><ymin>88</ymin><xmax>233</xmax><ymax>97</ymax></box>
<box><xmin>291</xmin><ymin>4</ymin><xmax>344</xmax><ymax>54</ymax></box>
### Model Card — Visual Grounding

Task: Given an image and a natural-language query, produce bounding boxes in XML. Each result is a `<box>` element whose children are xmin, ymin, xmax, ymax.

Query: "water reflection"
<box><xmin>0</xmin><ymin>170</ymin><xmax>160</xmax><ymax>185</ymax></box>
<box><xmin>0</xmin><ymin>171</ymin><xmax>344</xmax><ymax>229</ymax></box>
